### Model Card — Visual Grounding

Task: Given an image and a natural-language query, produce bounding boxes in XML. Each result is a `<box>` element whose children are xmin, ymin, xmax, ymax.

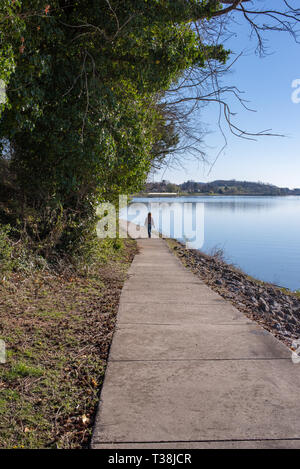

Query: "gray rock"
<box><xmin>250</xmin><ymin>296</ymin><xmax>259</xmax><ymax>306</ymax></box>
<box><xmin>259</xmin><ymin>298</ymin><xmax>270</xmax><ymax>313</ymax></box>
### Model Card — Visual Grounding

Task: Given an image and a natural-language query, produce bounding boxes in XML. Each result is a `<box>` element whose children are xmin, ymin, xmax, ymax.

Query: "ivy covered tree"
<box><xmin>0</xmin><ymin>1</ymin><xmax>299</xmax><ymax>255</ymax></box>
<box><xmin>0</xmin><ymin>1</ymin><xmax>24</xmax><ymax>115</ymax></box>
<box><xmin>0</xmin><ymin>0</ymin><xmax>227</xmax><ymax>254</ymax></box>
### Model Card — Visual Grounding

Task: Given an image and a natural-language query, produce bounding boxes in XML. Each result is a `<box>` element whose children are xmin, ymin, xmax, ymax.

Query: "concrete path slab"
<box><xmin>120</xmin><ymin>289</ymin><xmax>230</xmax><ymax>304</ymax></box>
<box><xmin>91</xmin><ymin>238</ymin><xmax>300</xmax><ymax>449</ymax></box>
<box><xmin>122</xmin><ymin>281</ymin><xmax>204</xmax><ymax>293</ymax></box>
<box><xmin>109</xmin><ymin>323</ymin><xmax>289</xmax><ymax>360</ymax></box>
<box><xmin>117</xmin><ymin>302</ymin><xmax>252</xmax><ymax>325</ymax></box>
<box><xmin>94</xmin><ymin>440</ymin><xmax>300</xmax><ymax>449</ymax></box>
<box><xmin>120</xmin><ymin>276</ymin><xmax>229</xmax><ymax>304</ymax></box>
<box><xmin>92</xmin><ymin>360</ymin><xmax>300</xmax><ymax>444</ymax></box>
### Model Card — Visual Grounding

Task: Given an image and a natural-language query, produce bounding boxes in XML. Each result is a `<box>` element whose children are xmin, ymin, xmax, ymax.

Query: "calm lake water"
<box><xmin>123</xmin><ymin>196</ymin><xmax>300</xmax><ymax>291</ymax></box>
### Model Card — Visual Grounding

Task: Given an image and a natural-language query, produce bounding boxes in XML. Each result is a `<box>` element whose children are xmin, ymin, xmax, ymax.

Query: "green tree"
<box><xmin>0</xmin><ymin>0</ymin><xmax>227</xmax><ymax>254</ymax></box>
<box><xmin>3</xmin><ymin>1</ymin><xmax>298</xmax><ymax>255</ymax></box>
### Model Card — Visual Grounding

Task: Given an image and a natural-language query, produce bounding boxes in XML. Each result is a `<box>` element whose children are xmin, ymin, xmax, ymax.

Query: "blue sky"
<box><xmin>155</xmin><ymin>3</ymin><xmax>300</xmax><ymax>188</ymax></box>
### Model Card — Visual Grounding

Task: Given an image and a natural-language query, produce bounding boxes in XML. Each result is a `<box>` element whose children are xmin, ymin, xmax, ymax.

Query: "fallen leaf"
<box><xmin>24</xmin><ymin>427</ymin><xmax>33</xmax><ymax>433</ymax></box>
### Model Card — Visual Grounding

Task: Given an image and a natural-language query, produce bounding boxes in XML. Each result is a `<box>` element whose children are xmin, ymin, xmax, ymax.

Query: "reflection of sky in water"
<box><xmin>121</xmin><ymin>196</ymin><xmax>300</xmax><ymax>291</ymax></box>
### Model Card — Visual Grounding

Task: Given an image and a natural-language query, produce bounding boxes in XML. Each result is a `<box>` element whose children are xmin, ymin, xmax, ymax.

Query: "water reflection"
<box><xmin>134</xmin><ymin>196</ymin><xmax>282</xmax><ymax>212</ymax></box>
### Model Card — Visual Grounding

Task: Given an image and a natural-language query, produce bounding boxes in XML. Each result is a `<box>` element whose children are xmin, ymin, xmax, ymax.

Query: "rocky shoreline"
<box><xmin>167</xmin><ymin>239</ymin><xmax>300</xmax><ymax>349</ymax></box>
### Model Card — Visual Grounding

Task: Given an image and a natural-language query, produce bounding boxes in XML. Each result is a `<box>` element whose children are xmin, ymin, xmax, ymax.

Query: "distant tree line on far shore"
<box><xmin>143</xmin><ymin>180</ymin><xmax>300</xmax><ymax>196</ymax></box>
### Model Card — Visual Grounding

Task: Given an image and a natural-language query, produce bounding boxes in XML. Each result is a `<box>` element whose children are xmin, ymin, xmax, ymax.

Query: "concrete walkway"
<box><xmin>92</xmin><ymin>239</ymin><xmax>300</xmax><ymax>449</ymax></box>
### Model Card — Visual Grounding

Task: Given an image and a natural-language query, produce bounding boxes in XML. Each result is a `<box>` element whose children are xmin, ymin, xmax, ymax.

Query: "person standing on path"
<box><xmin>145</xmin><ymin>212</ymin><xmax>155</xmax><ymax>238</ymax></box>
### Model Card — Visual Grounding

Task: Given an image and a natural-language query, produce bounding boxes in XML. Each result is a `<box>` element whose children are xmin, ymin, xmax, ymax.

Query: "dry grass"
<box><xmin>0</xmin><ymin>238</ymin><xmax>137</xmax><ymax>449</ymax></box>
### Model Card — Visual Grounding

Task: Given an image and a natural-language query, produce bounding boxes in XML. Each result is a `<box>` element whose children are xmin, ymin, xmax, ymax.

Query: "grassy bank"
<box><xmin>0</xmin><ymin>238</ymin><xmax>137</xmax><ymax>449</ymax></box>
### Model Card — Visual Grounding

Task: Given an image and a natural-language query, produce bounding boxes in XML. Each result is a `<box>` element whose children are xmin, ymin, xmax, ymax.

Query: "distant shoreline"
<box><xmin>134</xmin><ymin>193</ymin><xmax>300</xmax><ymax>198</ymax></box>
<box><xmin>142</xmin><ymin>179</ymin><xmax>300</xmax><ymax>197</ymax></box>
